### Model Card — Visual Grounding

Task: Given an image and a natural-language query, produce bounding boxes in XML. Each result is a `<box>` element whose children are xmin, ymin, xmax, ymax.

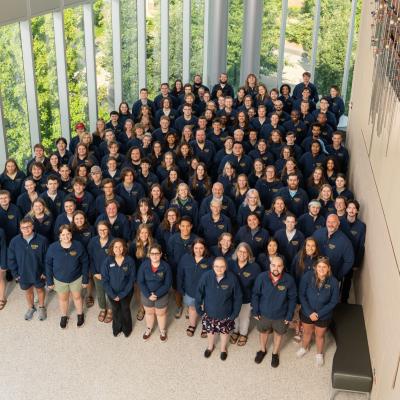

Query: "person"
<box><xmin>27</xmin><ymin>198</ymin><xmax>54</xmax><ymax>242</ymax></box>
<box><xmin>101</xmin><ymin>239</ymin><xmax>136</xmax><ymax>337</ymax></box>
<box><xmin>0</xmin><ymin>189</ymin><xmax>22</xmax><ymax>244</ymax></box>
<box><xmin>327</xmin><ymin>85</ymin><xmax>345</xmax><ymax>124</ymax></box>
<box><xmin>195</xmin><ymin>257</ymin><xmax>242</xmax><ymax>360</ymax></box>
<box><xmin>177</xmin><ymin>238</ymin><xmax>213</xmax><ymax>337</ymax></box>
<box><xmin>229</xmin><ymin>243</ymin><xmax>261</xmax><ymax>347</ymax></box>
<box><xmin>40</xmin><ymin>175</ymin><xmax>65</xmax><ymax>218</ymax></box>
<box><xmin>46</xmin><ymin>225</ymin><xmax>89</xmax><ymax>329</ymax></box>
<box><xmin>236</xmin><ymin>189</ymin><xmax>265</xmax><ymax>226</ymax></box>
<box><xmin>0</xmin><ymin>159</ymin><xmax>26</xmax><ymax>203</ymax></box>
<box><xmin>87</xmin><ymin>221</ymin><xmax>114</xmax><ymax>323</ymax></box>
<box><xmin>116</xmin><ymin>167</ymin><xmax>146</xmax><ymax>216</ymax></box>
<box><xmin>297</xmin><ymin>257</ymin><xmax>339</xmax><ymax>366</ymax></box>
<box><xmin>292</xmin><ymin>71</ymin><xmax>319</xmax><ymax>103</ymax></box>
<box><xmin>333</xmin><ymin>174</ymin><xmax>354</xmax><ymax>201</ymax></box>
<box><xmin>211</xmin><ymin>72</ymin><xmax>234</xmax><ymax>99</ymax></box>
<box><xmin>138</xmin><ymin>243</ymin><xmax>172</xmax><ymax>342</ymax></box>
<box><xmin>274</xmin><ymin>213</ymin><xmax>305</xmax><ymax>266</ymax></box>
<box><xmin>251</xmin><ymin>255</ymin><xmax>297</xmax><ymax>367</ymax></box>
<box><xmin>313</xmin><ymin>214</ymin><xmax>354</xmax><ymax>282</ymax></box>
<box><xmin>256</xmin><ymin>237</ymin><xmax>283</xmax><ymax>272</ymax></box>
<box><xmin>170</xmin><ymin>183</ymin><xmax>199</xmax><ymax>227</ymax></box>
<box><xmin>297</xmin><ymin>200</ymin><xmax>326</xmax><ymax>238</ymax></box>
<box><xmin>155</xmin><ymin>207</ymin><xmax>179</xmax><ymax>251</ymax></box>
<box><xmin>276</xmin><ymin>173</ymin><xmax>309</xmax><ymax>217</ymax></box>
<box><xmin>339</xmin><ymin>200</ymin><xmax>366</xmax><ymax>303</ymax></box>
<box><xmin>7</xmin><ymin>218</ymin><xmax>48</xmax><ymax>320</ymax></box>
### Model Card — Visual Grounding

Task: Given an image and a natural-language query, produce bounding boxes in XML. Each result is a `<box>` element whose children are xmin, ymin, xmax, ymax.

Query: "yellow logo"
<box><xmin>350</xmin><ymin>230</ymin><xmax>358</xmax><ymax>236</ymax></box>
<box><xmin>31</xmin><ymin>244</ymin><xmax>39</xmax><ymax>250</ymax></box>
<box><xmin>199</xmin><ymin>263</ymin><xmax>208</xmax><ymax>269</ymax></box>
<box><xmin>324</xmin><ymin>284</ymin><xmax>331</xmax><ymax>289</ymax></box>
<box><xmin>69</xmin><ymin>250</ymin><xmax>77</xmax><ymax>256</ymax></box>
<box><xmin>294</xmin><ymin>197</ymin><xmax>301</xmax><ymax>203</ymax></box>
<box><xmin>44</xmin><ymin>220</ymin><xmax>51</xmax><ymax>226</ymax></box>
<box><xmin>292</xmin><ymin>240</ymin><xmax>299</xmax><ymax>246</ymax></box>
<box><xmin>328</xmin><ymin>243</ymin><xmax>336</xmax><ymax>250</ymax></box>
<box><xmin>220</xmin><ymin>284</ymin><xmax>229</xmax><ymax>290</ymax></box>
<box><xmin>255</xmin><ymin>237</ymin><xmax>262</xmax><ymax>242</ymax></box>
<box><xmin>7</xmin><ymin>214</ymin><xmax>14</xmax><ymax>219</ymax></box>
<box><xmin>243</xmin><ymin>272</ymin><xmax>251</xmax><ymax>278</ymax></box>
<box><xmin>277</xmin><ymin>285</ymin><xmax>286</xmax><ymax>291</ymax></box>
<box><xmin>217</xmin><ymin>224</ymin><xmax>225</xmax><ymax>229</ymax></box>
<box><xmin>157</xmin><ymin>271</ymin><xmax>164</xmax><ymax>278</ymax></box>
<box><xmin>186</xmin><ymin>205</ymin><xmax>192</xmax><ymax>210</ymax></box>
<box><xmin>240</xmin><ymin>162</ymin><xmax>246</xmax><ymax>167</ymax></box>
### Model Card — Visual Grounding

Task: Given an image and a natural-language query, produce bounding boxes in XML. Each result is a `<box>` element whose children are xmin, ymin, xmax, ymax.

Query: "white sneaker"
<box><xmin>316</xmin><ymin>353</ymin><xmax>324</xmax><ymax>366</ymax></box>
<box><xmin>296</xmin><ymin>347</ymin><xmax>308</xmax><ymax>358</ymax></box>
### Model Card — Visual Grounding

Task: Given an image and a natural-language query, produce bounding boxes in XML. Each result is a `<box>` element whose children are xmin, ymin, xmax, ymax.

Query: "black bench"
<box><xmin>330</xmin><ymin>304</ymin><xmax>373</xmax><ymax>399</ymax></box>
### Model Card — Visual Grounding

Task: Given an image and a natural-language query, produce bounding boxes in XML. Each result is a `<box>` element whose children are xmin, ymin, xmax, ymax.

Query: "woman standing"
<box><xmin>16</xmin><ymin>178</ymin><xmax>38</xmax><ymax>216</ymax></box>
<box><xmin>87</xmin><ymin>221</ymin><xmax>114</xmax><ymax>323</ymax></box>
<box><xmin>102</xmin><ymin>239</ymin><xmax>136</xmax><ymax>337</ymax></box>
<box><xmin>297</xmin><ymin>257</ymin><xmax>339</xmax><ymax>366</ymax></box>
<box><xmin>138</xmin><ymin>244</ymin><xmax>172</xmax><ymax>342</ymax></box>
<box><xmin>27</xmin><ymin>198</ymin><xmax>54</xmax><ymax>242</ymax></box>
<box><xmin>195</xmin><ymin>257</ymin><xmax>242</xmax><ymax>360</ymax></box>
<box><xmin>0</xmin><ymin>159</ymin><xmax>26</xmax><ymax>203</ymax></box>
<box><xmin>155</xmin><ymin>207</ymin><xmax>180</xmax><ymax>252</ymax></box>
<box><xmin>45</xmin><ymin>225</ymin><xmax>89</xmax><ymax>329</ymax></box>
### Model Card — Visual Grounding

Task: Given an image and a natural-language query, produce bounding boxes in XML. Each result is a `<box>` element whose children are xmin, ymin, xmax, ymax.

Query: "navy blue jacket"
<box><xmin>299</xmin><ymin>152</ymin><xmax>327</xmax><ymax>179</ymax></box>
<box><xmin>236</xmin><ymin>205</ymin><xmax>265</xmax><ymax>226</ymax></box>
<box><xmin>167</xmin><ymin>232</ymin><xmax>198</xmax><ymax>270</ymax></box>
<box><xmin>0</xmin><ymin>204</ymin><xmax>22</xmax><ymax>244</ymax></box>
<box><xmin>30</xmin><ymin>213</ymin><xmax>54</xmax><ymax>242</ymax></box>
<box><xmin>297</xmin><ymin>213</ymin><xmax>326</xmax><ymax>237</ymax></box>
<box><xmin>313</xmin><ymin>228</ymin><xmax>354</xmax><ymax>280</ymax></box>
<box><xmin>290</xmin><ymin>253</ymin><xmax>318</xmax><ymax>289</ymax></box>
<box><xmin>177</xmin><ymin>254</ymin><xmax>213</xmax><ymax>298</ymax></box>
<box><xmin>235</xmin><ymin>226</ymin><xmax>269</xmax><ymax>257</ymax></box>
<box><xmin>189</xmin><ymin>140</ymin><xmax>216</xmax><ymax>166</ymax></box>
<box><xmin>228</xmin><ymin>260</ymin><xmax>261</xmax><ymax>304</ymax></box>
<box><xmin>257</xmin><ymin>253</ymin><xmax>286</xmax><ymax>273</ymax></box>
<box><xmin>0</xmin><ymin>228</ymin><xmax>6</xmax><ymax>268</ymax></box>
<box><xmin>87</xmin><ymin>235</ymin><xmax>114</xmax><ymax>274</ymax></box>
<box><xmin>255</xmin><ymin>180</ymin><xmax>283</xmax><ymax>210</ymax></box>
<box><xmin>340</xmin><ymin>217</ymin><xmax>366</xmax><ymax>268</ymax></box>
<box><xmin>155</xmin><ymin>225</ymin><xmax>179</xmax><ymax>251</ymax></box>
<box><xmin>251</xmin><ymin>272</ymin><xmax>297</xmax><ymax>320</ymax></box>
<box><xmin>199</xmin><ymin>195</ymin><xmax>237</xmax><ymax>221</ymax></box>
<box><xmin>94</xmin><ymin>194</ymin><xmax>125</xmax><ymax>217</ymax></box>
<box><xmin>16</xmin><ymin>192</ymin><xmax>35</xmax><ymax>216</ymax></box>
<box><xmin>72</xmin><ymin>226</ymin><xmax>95</xmax><ymax>249</ymax></box>
<box><xmin>132</xmin><ymin>99</ymin><xmax>155</xmax><ymax>118</ymax></box>
<box><xmin>115</xmin><ymin>182</ymin><xmax>146</xmax><ymax>215</ymax></box>
<box><xmin>195</xmin><ymin>270</ymin><xmax>242</xmax><ymax>320</ymax></box>
<box><xmin>274</xmin><ymin>229</ymin><xmax>305</xmax><ymax>266</ymax></box>
<box><xmin>8</xmin><ymin>233</ymin><xmax>48</xmax><ymax>283</ymax></box>
<box><xmin>137</xmin><ymin>259</ymin><xmax>172</xmax><ymax>298</ymax></box>
<box><xmin>299</xmin><ymin>271</ymin><xmax>339</xmax><ymax>320</ymax></box>
<box><xmin>170</xmin><ymin>197</ymin><xmax>199</xmax><ymax>227</ymax></box>
<box><xmin>0</xmin><ymin>171</ymin><xmax>26</xmax><ymax>202</ymax></box>
<box><xmin>199</xmin><ymin>213</ymin><xmax>232</xmax><ymax>247</ymax></box>
<box><xmin>262</xmin><ymin>210</ymin><xmax>286</xmax><ymax>235</ymax></box>
<box><xmin>218</xmin><ymin>154</ymin><xmax>253</xmax><ymax>176</ymax></box>
<box><xmin>40</xmin><ymin>190</ymin><xmax>65</xmax><ymax>218</ymax></box>
<box><xmin>292</xmin><ymin>82</ymin><xmax>319</xmax><ymax>103</ymax></box>
<box><xmin>53</xmin><ymin>213</ymin><xmax>72</xmax><ymax>238</ymax></box>
<box><xmin>175</xmin><ymin>115</ymin><xmax>198</xmax><ymax>134</ymax></box>
<box><xmin>72</xmin><ymin>192</ymin><xmax>96</xmax><ymax>223</ymax></box>
<box><xmin>276</xmin><ymin>187</ymin><xmax>309</xmax><ymax>217</ymax></box>
<box><xmin>95</xmin><ymin>213</ymin><xmax>131</xmax><ymax>241</ymax></box>
<box><xmin>101</xmin><ymin>255</ymin><xmax>136</xmax><ymax>299</ymax></box>
<box><xmin>45</xmin><ymin>240</ymin><xmax>89</xmax><ymax>285</ymax></box>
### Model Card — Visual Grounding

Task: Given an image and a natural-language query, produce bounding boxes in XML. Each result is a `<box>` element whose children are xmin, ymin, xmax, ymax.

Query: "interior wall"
<box><xmin>347</xmin><ymin>1</ymin><xmax>400</xmax><ymax>399</ymax></box>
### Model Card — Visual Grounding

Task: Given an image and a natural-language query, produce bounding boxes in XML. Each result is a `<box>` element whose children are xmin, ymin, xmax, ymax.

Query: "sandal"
<box><xmin>104</xmin><ymin>309</ymin><xmax>113</xmax><ymax>323</ymax></box>
<box><xmin>86</xmin><ymin>296</ymin><xmax>94</xmax><ymax>308</ymax></box>
<box><xmin>200</xmin><ymin>329</ymin><xmax>208</xmax><ymax>338</ymax></box>
<box><xmin>237</xmin><ymin>335</ymin><xmax>248</xmax><ymax>346</ymax></box>
<box><xmin>0</xmin><ymin>299</ymin><xmax>6</xmax><ymax>310</ymax></box>
<box><xmin>186</xmin><ymin>325</ymin><xmax>196</xmax><ymax>337</ymax></box>
<box><xmin>136</xmin><ymin>306</ymin><xmax>145</xmax><ymax>321</ymax></box>
<box><xmin>98</xmin><ymin>310</ymin><xmax>106</xmax><ymax>322</ymax></box>
<box><xmin>230</xmin><ymin>332</ymin><xmax>239</xmax><ymax>344</ymax></box>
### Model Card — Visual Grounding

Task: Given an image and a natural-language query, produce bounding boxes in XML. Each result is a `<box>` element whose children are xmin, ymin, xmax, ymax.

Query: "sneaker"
<box><xmin>174</xmin><ymin>306</ymin><xmax>183</xmax><ymax>319</ymax></box>
<box><xmin>316</xmin><ymin>353</ymin><xmax>324</xmax><ymax>367</ymax></box>
<box><xmin>296</xmin><ymin>347</ymin><xmax>308</xmax><ymax>358</ymax></box>
<box><xmin>204</xmin><ymin>346</ymin><xmax>214</xmax><ymax>358</ymax></box>
<box><xmin>60</xmin><ymin>316</ymin><xmax>69</xmax><ymax>329</ymax></box>
<box><xmin>143</xmin><ymin>327</ymin><xmax>152</xmax><ymax>341</ymax></box>
<box><xmin>24</xmin><ymin>306</ymin><xmax>37</xmax><ymax>320</ymax></box>
<box><xmin>38</xmin><ymin>306</ymin><xmax>47</xmax><ymax>321</ymax></box>
<box><xmin>220</xmin><ymin>351</ymin><xmax>228</xmax><ymax>361</ymax></box>
<box><xmin>160</xmin><ymin>330</ymin><xmax>168</xmax><ymax>342</ymax></box>
<box><xmin>254</xmin><ymin>350</ymin><xmax>267</xmax><ymax>364</ymax></box>
<box><xmin>77</xmin><ymin>313</ymin><xmax>85</xmax><ymax>328</ymax></box>
<box><xmin>271</xmin><ymin>353</ymin><xmax>280</xmax><ymax>368</ymax></box>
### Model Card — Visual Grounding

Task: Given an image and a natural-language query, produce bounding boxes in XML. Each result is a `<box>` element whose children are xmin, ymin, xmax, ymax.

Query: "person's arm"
<box><xmin>285</xmin><ymin>279</ymin><xmax>298</xmax><ymax>321</ymax></box>
<box><xmin>0</xmin><ymin>231</ymin><xmax>7</xmax><ymax>270</ymax></box>
<box><xmin>7</xmin><ymin>242</ymin><xmax>18</xmax><ymax>279</ymax></box>
<box><xmin>118</xmin><ymin>258</ymin><xmax>136</xmax><ymax>299</ymax></box>
<box><xmin>80</xmin><ymin>246</ymin><xmax>90</xmax><ymax>285</ymax></box>
<box><xmin>230</xmin><ymin>276</ymin><xmax>243</xmax><ymax>320</ymax></box>
<box><xmin>195</xmin><ymin>274</ymin><xmax>206</xmax><ymax>316</ymax></box>
<box><xmin>316</xmin><ymin>280</ymin><xmax>340</xmax><ymax>318</ymax></box>
<box><xmin>251</xmin><ymin>276</ymin><xmax>261</xmax><ymax>316</ymax></box>
<box><xmin>137</xmin><ymin>263</ymin><xmax>151</xmax><ymax>298</ymax></box>
<box><xmin>154</xmin><ymin>263</ymin><xmax>173</xmax><ymax>298</ymax></box>
<box><xmin>339</xmin><ymin>237</ymin><xmax>355</xmax><ymax>280</ymax></box>
<box><xmin>39</xmin><ymin>238</ymin><xmax>49</xmax><ymax>278</ymax></box>
<box><xmin>299</xmin><ymin>274</ymin><xmax>313</xmax><ymax>317</ymax></box>
<box><xmin>45</xmin><ymin>247</ymin><xmax>55</xmax><ymax>286</ymax></box>
<box><xmin>100</xmin><ymin>258</ymin><xmax>116</xmax><ymax>299</ymax></box>
<box><xmin>176</xmin><ymin>258</ymin><xmax>186</xmax><ymax>295</ymax></box>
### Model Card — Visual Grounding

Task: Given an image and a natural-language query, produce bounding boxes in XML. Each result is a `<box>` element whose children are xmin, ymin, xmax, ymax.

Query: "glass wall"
<box><xmin>64</xmin><ymin>6</ymin><xmax>89</xmax><ymax>131</ymax></box>
<box><xmin>283</xmin><ymin>0</ymin><xmax>315</xmax><ymax>88</ymax></box>
<box><xmin>314</xmin><ymin>0</ymin><xmax>351</xmax><ymax>97</ymax></box>
<box><xmin>0</xmin><ymin>23</ymin><xmax>31</xmax><ymax>168</ymax></box>
<box><xmin>260</xmin><ymin>0</ymin><xmax>282</xmax><ymax>88</ymax></box>
<box><xmin>146</xmin><ymin>0</ymin><xmax>161</xmax><ymax>98</ymax></box>
<box><xmin>190</xmin><ymin>0</ymin><xmax>205</xmax><ymax>80</ymax></box>
<box><xmin>227</xmin><ymin>0</ymin><xmax>244</xmax><ymax>91</ymax></box>
<box><xmin>94</xmin><ymin>0</ymin><xmax>114</xmax><ymax>118</ymax></box>
<box><xmin>31</xmin><ymin>13</ymin><xmax>61</xmax><ymax>151</ymax></box>
<box><xmin>169</xmin><ymin>0</ymin><xmax>183</xmax><ymax>82</ymax></box>
<box><xmin>121</xmin><ymin>0</ymin><xmax>139</xmax><ymax>106</ymax></box>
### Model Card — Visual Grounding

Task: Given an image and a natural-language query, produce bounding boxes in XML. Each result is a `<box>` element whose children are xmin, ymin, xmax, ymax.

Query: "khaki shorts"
<box><xmin>54</xmin><ymin>276</ymin><xmax>83</xmax><ymax>294</ymax></box>
<box><xmin>256</xmin><ymin>316</ymin><xmax>288</xmax><ymax>335</ymax></box>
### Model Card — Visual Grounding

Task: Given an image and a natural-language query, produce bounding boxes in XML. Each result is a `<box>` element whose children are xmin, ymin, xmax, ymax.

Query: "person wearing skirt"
<box><xmin>195</xmin><ymin>257</ymin><xmax>242</xmax><ymax>361</ymax></box>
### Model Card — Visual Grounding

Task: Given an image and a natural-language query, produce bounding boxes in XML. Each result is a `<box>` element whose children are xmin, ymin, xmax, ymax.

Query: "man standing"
<box><xmin>211</xmin><ymin>72</ymin><xmax>234</xmax><ymax>99</ymax></box>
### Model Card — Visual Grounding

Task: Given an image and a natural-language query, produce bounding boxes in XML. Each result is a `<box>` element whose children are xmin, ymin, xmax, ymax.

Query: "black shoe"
<box><xmin>220</xmin><ymin>351</ymin><xmax>228</xmax><ymax>361</ymax></box>
<box><xmin>204</xmin><ymin>346</ymin><xmax>214</xmax><ymax>358</ymax></box>
<box><xmin>77</xmin><ymin>313</ymin><xmax>85</xmax><ymax>328</ymax></box>
<box><xmin>6</xmin><ymin>270</ymin><xmax>13</xmax><ymax>282</ymax></box>
<box><xmin>60</xmin><ymin>316</ymin><xmax>69</xmax><ymax>329</ymax></box>
<box><xmin>271</xmin><ymin>353</ymin><xmax>280</xmax><ymax>368</ymax></box>
<box><xmin>255</xmin><ymin>350</ymin><xmax>267</xmax><ymax>364</ymax></box>
<box><xmin>113</xmin><ymin>331</ymin><xmax>122</xmax><ymax>337</ymax></box>
<box><xmin>123</xmin><ymin>331</ymin><xmax>131</xmax><ymax>338</ymax></box>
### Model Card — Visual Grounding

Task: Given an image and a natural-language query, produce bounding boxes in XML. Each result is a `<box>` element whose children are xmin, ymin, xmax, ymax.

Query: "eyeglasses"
<box><xmin>149</xmin><ymin>252</ymin><xmax>161</xmax><ymax>256</ymax></box>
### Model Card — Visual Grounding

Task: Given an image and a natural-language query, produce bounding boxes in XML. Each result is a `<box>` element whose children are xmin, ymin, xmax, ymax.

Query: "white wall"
<box><xmin>347</xmin><ymin>1</ymin><xmax>400</xmax><ymax>399</ymax></box>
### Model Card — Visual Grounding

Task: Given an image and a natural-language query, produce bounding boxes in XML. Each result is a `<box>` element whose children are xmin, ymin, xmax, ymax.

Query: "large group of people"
<box><xmin>0</xmin><ymin>71</ymin><xmax>366</xmax><ymax>368</ymax></box>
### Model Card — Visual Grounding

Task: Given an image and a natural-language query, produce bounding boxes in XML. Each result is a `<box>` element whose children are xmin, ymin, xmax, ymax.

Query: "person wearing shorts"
<box><xmin>45</xmin><ymin>224</ymin><xmax>89</xmax><ymax>329</ymax></box>
<box><xmin>296</xmin><ymin>257</ymin><xmax>339</xmax><ymax>366</ymax></box>
<box><xmin>7</xmin><ymin>218</ymin><xmax>48</xmax><ymax>320</ymax></box>
<box><xmin>137</xmin><ymin>243</ymin><xmax>172</xmax><ymax>342</ymax></box>
<box><xmin>251</xmin><ymin>256</ymin><xmax>297</xmax><ymax>368</ymax></box>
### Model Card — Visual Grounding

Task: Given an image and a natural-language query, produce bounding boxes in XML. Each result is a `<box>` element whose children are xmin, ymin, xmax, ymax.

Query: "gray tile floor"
<box><xmin>0</xmin><ymin>284</ymin><xmax>365</xmax><ymax>400</ymax></box>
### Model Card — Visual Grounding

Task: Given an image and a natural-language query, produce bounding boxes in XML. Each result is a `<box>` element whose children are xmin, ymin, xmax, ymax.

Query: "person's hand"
<box><xmin>114</xmin><ymin>296</ymin><xmax>120</xmax><ymax>301</ymax></box>
<box><xmin>254</xmin><ymin>315</ymin><xmax>260</xmax><ymax>320</ymax></box>
<box><xmin>47</xmin><ymin>285</ymin><xmax>55</xmax><ymax>290</ymax></box>
<box><xmin>149</xmin><ymin>293</ymin><xmax>157</xmax><ymax>301</ymax></box>
<box><xmin>284</xmin><ymin>320</ymin><xmax>291</xmax><ymax>325</ymax></box>
<box><xmin>310</xmin><ymin>312</ymin><xmax>319</xmax><ymax>321</ymax></box>
<box><xmin>82</xmin><ymin>284</ymin><xmax>88</xmax><ymax>289</ymax></box>
<box><xmin>40</xmin><ymin>274</ymin><xmax>46</xmax><ymax>280</ymax></box>
<box><xmin>94</xmin><ymin>274</ymin><xmax>101</xmax><ymax>280</ymax></box>
<box><xmin>15</xmin><ymin>276</ymin><xmax>20</xmax><ymax>282</ymax></box>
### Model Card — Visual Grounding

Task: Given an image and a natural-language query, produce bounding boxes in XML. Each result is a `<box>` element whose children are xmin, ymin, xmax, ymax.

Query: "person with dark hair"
<box><xmin>0</xmin><ymin>159</ymin><xmax>26</xmax><ymax>203</ymax></box>
<box><xmin>7</xmin><ymin>218</ymin><xmax>48</xmax><ymax>320</ymax></box>
<box><xmin>71</xmin><ymin>177</ymin><xmax>95</xmax><ymax>223</ymax></box>
<box><xmin>210</xmin><ymin>232</ymin><xmax>234</xmax><ymax>259</ymax></box>
<box><xmin>27</xmin><ymin>198</ymin><xmax>54</xmax><ymax>242</ymax></box>
<box><xmin>155</xmin><ymin>207</ymin><xmax>179</xmax><ymax>252</ymax></box>
<box><xmin>297</xmin><ymin>200</ymin><xmax>326</xmax><ymax>238</ymax></box>
<box><xmin>55</xmin><ymin>137</ymin><xmax>73</xmax><ymax>166</ymax></box>
<box><xmin>211</xmin><ymin>73</ymin><xmax>234</xmax><ymax>99</ymax></box>
<box><xmin>40</xmin><ymin>175</ymin><xmax>65</xmax><ymax>218</ymax></box>
<box><xmin>297</xmin><ymin>257</ymin><xmax>339</xmax><ymax>366</ymax></box>
<box><xmin>292</xmin><ymin>72</ymin><xmax>319</xmax><ymax>103</ymax></box>
<box><xmin>276</xmin><ymin>174</ymin><xmax>309</xmax><ymax>217</ymax></box>
<box><xmin>0</xmin><ymin>190</ymin><xmax>22</xmax><ymax>244</ymax></box>
<box><xmin>101</xmin><ymin>238</ymin><xmax>136</xmax><ymax>337</ymax></box>
<box><xmin>327</xmin><ymin>85</ymin><xmax>345</xmax><ymax>124</ymax></box>
<box><xmin>279</xmin><ymin>84</ymin><xmax>293</xmax><ymax>113</ymax></box>
<box><xmin>16</xmin><ymin>178</ymin><xmax>39</xmax><ymax>217</ymax></box>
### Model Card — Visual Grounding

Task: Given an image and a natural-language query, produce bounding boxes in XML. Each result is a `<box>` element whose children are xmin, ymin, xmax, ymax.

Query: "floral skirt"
<box><xmin>202</xmin><ymin>314</ymin><xmax>235</xmax><ymax>334</ymax></box>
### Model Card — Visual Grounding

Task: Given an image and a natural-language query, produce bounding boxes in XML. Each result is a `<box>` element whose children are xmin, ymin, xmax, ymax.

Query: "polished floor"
<box><xmin>0</xmin><ymin>283</ymin><xmax>364</xmax><ymax>400</ymax></box>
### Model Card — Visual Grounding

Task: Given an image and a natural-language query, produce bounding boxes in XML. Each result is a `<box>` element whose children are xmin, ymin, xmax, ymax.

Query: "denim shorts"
<box><xmin>183</xmin><ymin>293</ymin><xmax>196</xmax><ymax>307</ymax></box>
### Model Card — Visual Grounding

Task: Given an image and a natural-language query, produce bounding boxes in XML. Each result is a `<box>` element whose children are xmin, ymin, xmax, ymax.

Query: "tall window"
<box><xmin>64</xmin><ymin>6</ymin><xmax>89</xmax><ymax>132</ymax></box>
<box><xmin>121</xmin><ymin>0</ymin><xmax>139</xmax><ymax>106</ymax></box>
<box><xmin>169</xmin><ymin>0</ymin><xmax>183</xmax><ymax>82</ymax></box>
<box><xmin>146</xmin><ymin>0</ymin><xmax>161</xmax><ymax>98</ymax></box>
<box><xmin>31</xmin><ymin>13</ymin><xmax>61</xmax><ymax>151</ymax></box>
<box><xmin>190</xmin><ymin>0</ymin><xmax>205</xmax><ymax>80</ymax></box>
<box><xmin>0</xmin><ymin>23</ymin><xmax>31</xmax><ymax>168</ymax></box>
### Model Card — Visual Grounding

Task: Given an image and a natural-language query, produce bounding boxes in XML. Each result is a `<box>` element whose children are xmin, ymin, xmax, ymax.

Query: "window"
<box><xmin>169</xmin><ymin>0</ymin><xmax>183</xmax><ymax>82</ymax></box>
<box><xmin>146</xmin><ymin>0</ymin><xmax>161</xmax><ymax>98</ymax></box>
<box><xmin>190</xmin><ymin>0</ymin><xmax>205</xmax><ymax>80</ymax></box>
